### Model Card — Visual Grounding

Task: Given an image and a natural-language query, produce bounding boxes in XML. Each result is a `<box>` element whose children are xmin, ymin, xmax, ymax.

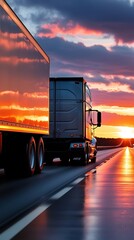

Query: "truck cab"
<box><xmin>45</xmin><ymin>77</ymin><xmax>101</xmax><ymax>165</ymax></box>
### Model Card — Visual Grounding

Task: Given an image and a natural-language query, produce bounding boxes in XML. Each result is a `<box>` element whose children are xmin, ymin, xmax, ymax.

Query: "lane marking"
<box><xmin>71</xmin><ymin>177</ymin><xmax>84</xmax><ymax>185</ymax></box>
<box><xmin>50</xmin><ymin>186</ymin><xmax>73</xmax><ymax>200</ymax></box>
<box><xmin>0</xmin><ymin>177</ymin><xmax>84</xmax><ymax>239</ymax></box>
<box><xmin>0</xmin><ymin>203</ymin><xmax>51</xmax><ymax>240</ymax></box>
<box><xmin>90</xmin><ymin>169</ymin><xmax>97</xmax><ymax>174</ymax></box>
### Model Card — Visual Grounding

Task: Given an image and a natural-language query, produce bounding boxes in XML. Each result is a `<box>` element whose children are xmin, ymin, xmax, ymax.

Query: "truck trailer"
<box><xmin>0</xmin><ymin>0</ymin><xmax>50</xmax><ymax>177</ymax></box>
<box><xmin>45</xmin><ymin>77</ymin><xmax>101</xmax><ymax>165</ymax></box>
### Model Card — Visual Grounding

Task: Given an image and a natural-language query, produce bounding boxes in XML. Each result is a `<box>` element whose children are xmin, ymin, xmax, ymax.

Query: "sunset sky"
<box><xmin>6</xmin><ymin>0</ymin><xmax>134</xmax><ymax>138</ymax></box>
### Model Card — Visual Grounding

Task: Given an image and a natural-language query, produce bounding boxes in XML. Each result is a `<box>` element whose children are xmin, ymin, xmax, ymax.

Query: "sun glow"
<box><xmin>118</xmin><ymin>126</ymin><xmax>134</xmax><ymax>139</ymax></box>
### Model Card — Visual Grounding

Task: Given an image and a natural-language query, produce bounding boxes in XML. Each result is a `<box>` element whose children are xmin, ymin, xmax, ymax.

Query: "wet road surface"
<box><xmin>0</xmin><ymin>148</ymin><xmax>121</xmax><ymax>230</ymax></box>
<box><xmin>1</xmin><ymin>147</ymin><xmax>134</xmax><ymax>240</ymax></box>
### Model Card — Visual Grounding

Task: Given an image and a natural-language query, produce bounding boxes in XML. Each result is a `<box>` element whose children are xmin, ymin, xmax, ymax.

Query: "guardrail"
<box><xmin>97</xmin><ymin>145</ymin><xmax>122</xmax><ymax>150</ymax></box>
<box><xmin>97</xmin><ymin>139</ymin><xmax>124</xmax><ymax>150</ymax></box>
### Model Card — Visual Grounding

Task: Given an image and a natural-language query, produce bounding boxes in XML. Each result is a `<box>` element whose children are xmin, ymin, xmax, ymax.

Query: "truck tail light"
<box><xmin>73</xmin><ymin>144</ymin><xmax>78</xmax><ymax>148</ymax></box>
<box><xmin>72</xmin><ymin>143</ymin><xmax>84</xmax><ymax>148</ymax></box>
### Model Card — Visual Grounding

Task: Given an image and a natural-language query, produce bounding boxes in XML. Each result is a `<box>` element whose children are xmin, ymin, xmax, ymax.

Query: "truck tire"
<box><xmin>25</xmin><ymin>136</ymin><xmax>36</xmax><ymax>177</ymax></box>
<box><xmin>81</xmin><ymin>152</ymin><xmax>89</xmax><ymax>166</ymax></box>
<box><xmin>81</xmin><ymin>144</ymin><xmax>89</xmax><ymax>165</ymax></box>
<box><xmin>35</xmin><ymin>137</ymin><xmax>44</xmax><ymax>173</ymax></box>
<box><xmin>91</xmin><ymin>156</ymin><xmax>96</xmax><ymax>163</ymax></box>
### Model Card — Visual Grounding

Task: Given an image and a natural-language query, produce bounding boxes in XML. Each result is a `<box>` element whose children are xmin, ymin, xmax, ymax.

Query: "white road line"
<box><xmin>71</xmin><ymin>177</ymin><xmax>84</xmax><ymax>185</ymax></box>
<box><xmin>90</xmin><ymin>169</ymin><xmax>97</xmax><ymax>173</ymax></box>
<box><xmin>0</xmin><ymin>178</ymin><xmax>83</xmax><ymax>239</ymax></box>
<box><xmin>0</xmin><ymin>203</ymin><xmax>51</xmax><ymax>240</ymax></box>
<box><xmin>50</xmin><ymin>186</ymin><xmax>73</xmax><ymax>200</ymax></box>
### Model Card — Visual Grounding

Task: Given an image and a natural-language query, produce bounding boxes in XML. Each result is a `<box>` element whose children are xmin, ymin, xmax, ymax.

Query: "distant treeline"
<box><xmin>96</xmin><ymin>137</ymin><xmax>134</xmax><ymax>147</ymax></box>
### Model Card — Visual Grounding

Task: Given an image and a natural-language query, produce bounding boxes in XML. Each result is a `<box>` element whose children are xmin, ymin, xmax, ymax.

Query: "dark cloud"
<box><xmin>0</xmin><ymin>7</ymin><xmax>20</xmax><ymax>34</ymax></box>
<box><xmin>37</xmin><ymin>36</ymin><xmax>134</xmax><ymax>77</ymax></box>
<box><xmin>11</xmin><ymin>0</ymin><xmax>134</xmax><ymax>43</ymax></box>
<box><xmin>110</xmin><ymin>76</ymin><xmax>134</xmax><ymax>91</ymax></box>
<box><xmin>6</xmin><ymin>0</ymin><xmax>134</xmax><ymax>81</ymax></box>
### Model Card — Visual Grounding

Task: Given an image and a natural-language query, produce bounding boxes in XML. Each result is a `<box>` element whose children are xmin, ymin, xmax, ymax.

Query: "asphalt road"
<box><xmin>0</xmin><ymin>147</ymin><xmax>126</xmax><ymax>239</ymax></box>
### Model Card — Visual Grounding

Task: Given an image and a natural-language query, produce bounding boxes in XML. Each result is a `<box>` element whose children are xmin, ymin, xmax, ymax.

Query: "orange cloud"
<box><xmin>38</xmin><ymin>22</ymin><xmax>102</xmax><ymax>38</ymax></box>
<box><xmin>100</xmin><ymin>111</ymin><xmax>134</xmax><ymax>127</ymax></box>
<box><xmin>0</xmin><ymin>56</ymin><xmax>43</xmax><ymax>65</ymax></box>
<box><xmin>0</xmin><ymin>89</ymin><xmax>49</xmax><ymax>130</ymax></box>
<box><xmin>0</xmin><ymin>31</ymin><xmax>30</xmax><ymax>50</ymax></box>
<box><xmin>0</xmin><ymin>90</ymin><xmax>48</xmax><ymax>108</ymax></box>
<box><xmin>96</xmin><ymin>105</ymin><xmax>134</xmax><ymax>116</ymax></box>
<box><xmin>23</xmin><ymin>92</ymin><xmax>48</xmax><ymax>99</ymax></box>
<box><xmin>0</xmin><ymin>90</ymin><xmax>19</xmax><ymax>96</ymax></box>
<box><xmin>90</xmin><ymin>82</ymin><xmax>133</xmax><ymax>93</ymax></box>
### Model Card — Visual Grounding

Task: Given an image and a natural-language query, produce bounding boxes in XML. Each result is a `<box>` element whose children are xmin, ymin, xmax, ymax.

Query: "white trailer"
<box><xmin>0</xmin><ymin>0</ymin><xmax>50</xmax><ymax>177</ymax></box>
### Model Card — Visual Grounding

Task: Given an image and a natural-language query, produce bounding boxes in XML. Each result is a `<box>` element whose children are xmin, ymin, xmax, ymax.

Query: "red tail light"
<box><xmin>73</xmin><ymin>144</ymin><xmax>78</xmax><ymax>148</ymax></box>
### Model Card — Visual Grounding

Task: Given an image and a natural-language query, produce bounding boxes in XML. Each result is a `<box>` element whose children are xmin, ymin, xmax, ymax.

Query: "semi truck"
<box><xmin>0</xmin><ymin>1</ymin><xmax>101</xmax><ymax>178</ymax></box>
<box><xmin>0</xmin><ymin>0</ymin><xmax>50</xmax><ymax>177</ymax></box>
<box><xmin>45</xmin><ymin>77</ymin><xmax>101</xmax><ymax>165</ymax></box>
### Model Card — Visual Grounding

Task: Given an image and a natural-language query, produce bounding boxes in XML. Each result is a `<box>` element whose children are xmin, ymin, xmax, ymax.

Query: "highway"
<box><xmin>1</xmin><ymin>147</ymin><xmax>133</xmax><ymax>240</ymax></box>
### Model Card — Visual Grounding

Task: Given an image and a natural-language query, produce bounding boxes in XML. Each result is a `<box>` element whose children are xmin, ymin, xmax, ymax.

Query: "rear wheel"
<box><xmin>80</xmin><ymin>152</ymin><xmax>89</xmax><ymax>166</ymax></box>
<box><xmin>25</xmin><ymin>136</ymin><xmax>36</xmax><ymax>177</ymax></box>
<box><xmin>91</xmin><ymin>156</ymin><xmax>96</xmax><ymax>163</ymax></box>
<box><xmin>35</xmin><ymin>137</ymin><xmax>44</xmax><ymax>173</ymax></box>
<box><xmin>81</xmin><ymin>143</ymin><xmax>89</xmax><ymax>165</ymax></box>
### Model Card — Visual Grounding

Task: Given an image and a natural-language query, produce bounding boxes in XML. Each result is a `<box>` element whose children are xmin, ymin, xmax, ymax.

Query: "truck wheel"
<box><xmin>91</xmin><ymin>156</ymin><xmax>96</xmax><ymax>163</ymax></box>
<box><xmin>35</xmin><ymin>137</ymin><xmax>44</xmax><ymax>173</ymax></box>
<box><xmin>81</xmin><ymin>143</ymin><xmax>89</xmax><ymax>166</ymax></box>
<box><xmin>80</xmin><ymin>151</ymin><xmax>89</xmax><ymax>166</ymax></box>
<box><xmin>82</xmin><ymin>153</ymin><xmax>88</xmax><ymax>165</ymax></box>
<box><xmin>25</xmin><ymin>137</ymin><xmax>36</xmax><ymax>176</ymax></box>
<box><xmin>85</xmin><ymin>152</ymin><xmax>89</xmax><ymax>165</ymax></box>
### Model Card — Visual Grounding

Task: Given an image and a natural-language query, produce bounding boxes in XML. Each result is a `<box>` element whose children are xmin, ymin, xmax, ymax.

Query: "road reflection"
<box><xmin>7</xmin><ymin>147</ymin><xmax>134</xmax><ymax>240</ymax></box>
<box><xmin>122</xmin><ymin>147</ymin><xmax>134</xmax><ymax>176</ymax></box>
<box><xmin>83</xmin><ymin>147</ymin><xmax>134</xmax><ymax>240</ymax></box>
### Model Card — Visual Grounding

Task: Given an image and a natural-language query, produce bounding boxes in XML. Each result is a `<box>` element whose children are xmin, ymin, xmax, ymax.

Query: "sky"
<box><xmin>6</xmin><ymin>0</ymin><xmax>134</xmax><ymax>138</ymax></box>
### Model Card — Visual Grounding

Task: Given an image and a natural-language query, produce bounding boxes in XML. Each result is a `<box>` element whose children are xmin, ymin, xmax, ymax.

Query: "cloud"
<box><xmin>92</xmin><ymin>89</ymin><xmax>134</xmax><ymax>107</ymax></box>
<box><xmin>96</xmin><ymin>104</ymin><xmax>134</xmax><ymax>116</ymax></box>
<box><xmin>37</xmin><ymin>36</ymin><xmax>134</xmax><ymax>77</ymax></box>
<box><xmin>37</xmin><ymin>22</ymin><xmax>102</xmax><ymax>39</ymax></box>
<box><xmin>4</xmin><ymin>0</ymin><xmax>134</xmax><ymax>132</ymax></box>
<box><xmin>11</xmin><ymin>0</ymin><xmax>134</xmax><ymax>43</ymax></box>
<box><xmin>101</xmin><ymin>112</ymin><xmax>134</xmax><ymax>127</ymax></box>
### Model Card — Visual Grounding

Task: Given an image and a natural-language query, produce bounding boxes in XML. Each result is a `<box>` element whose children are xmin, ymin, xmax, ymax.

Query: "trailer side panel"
<box><xmin>0</xmin><ymin>2</ymin><xmax>49</xmax><ymax>134</ymax></box>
